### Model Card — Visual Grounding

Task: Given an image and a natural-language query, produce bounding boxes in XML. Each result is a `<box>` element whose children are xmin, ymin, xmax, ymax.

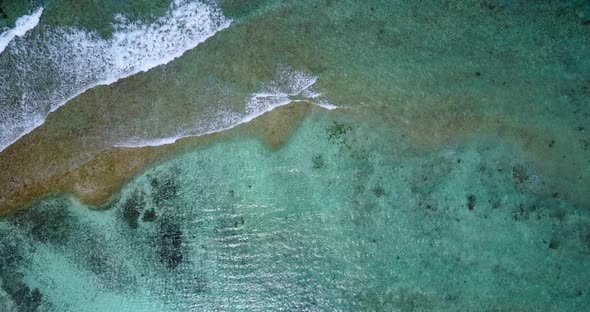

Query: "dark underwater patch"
<box><xmin>5</xmin><ymin>282</ymin><xmax>42</xmax><ymax>312</ymax></box>
<box><xmin>312</xmin><ymin>154</ymin><xmax>325</xmax><ymax>169</ymax></box>
<box><xmin>371</xmin><ymin>185</ymin><xmax>385</xmax><ymax>197</ymax></box>
<box><xmin>0</xmin><ymin>238</ymin><xmax>23</xmax><ymax>273</ymax></box>
<box><xmin>548</xmin><ymin>239</ymin><xmax>560</xmax><ymax>250</ymax></box>
<box><xmin>159</xmin><ymin>218</ymin><xmax>184</xmax><ymax>270</ymax></box>
<box><xmin>467</xmin><ymin>195</ymin><xmax>476</xmax><ymax>211</ymax></box>
<box><xmin>217</xmin><ymin>212</ymin><xmax>245</xmax><ymax>235</ymax></box>
<box><xmin>326</xmin><ymin>121</ymin><xmax>353</xmax><ymax>149</ymax></box>
<box><xmin>0</xmin><ymin>237</ymin><xmax>42</xmax><ymax>312</ymax></box>
<box><xmin>150</xmin><ymin>174</ymin><xmax>178</xmax><ymax>206</ymax></box>
<box><xmin>0</xmin><ymin>0</ymin><xmax>32</xmax><ymax>29</ymax></box>
<box><xmin>9</xmin><ymin>200</ymin><xmax>73</xmax><ymax>244</ymax></box>
<box><xmin>142</xmin><ymin>209</ymin><xmax>157</xmax><ymax>222</ymax></box>
<box><xmin>85</xmin><ymin>248</ymin><xmax>111</xmax><ymax>276</ymax></box>
<box><xmin>0</xmin><ymin>0</ymin><xmax>7</xmax><ymax>20</ymax></box>
<box><xmin>512</xmin><ymin>165</ymin><xmax>529</xmax><ymax>184</ymax></box>
<box><xmin>121</xmin><ymin>190</ymin><xmax>145</xmax><ymax>229</ymax></box>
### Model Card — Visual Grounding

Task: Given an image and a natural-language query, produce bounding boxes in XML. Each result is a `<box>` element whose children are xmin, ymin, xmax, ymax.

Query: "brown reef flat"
<box><xmin>1</xmin><ymin>0</ymin><xmax>589</xmax><ymax>215</ymax></box>
<box><xmin>367</xmin><ymin>101</ymin><xmax>590</xmax><ymax>208</ymax></box>
<box><xmin>2</xmin><ymin>92</ymin><xmax>588</xmax><ymax>217</ymax></box>
<box><xmin>0</xmin><ymin>102</ymin><xmax>312</xmax><ymax>216</ymax></box>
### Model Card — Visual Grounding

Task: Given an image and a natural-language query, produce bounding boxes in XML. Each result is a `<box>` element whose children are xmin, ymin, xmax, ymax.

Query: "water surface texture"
<box><xmin>0</xmin><ymin>0</ymin><xmax>589</xmax><ymax>311</ymax></box>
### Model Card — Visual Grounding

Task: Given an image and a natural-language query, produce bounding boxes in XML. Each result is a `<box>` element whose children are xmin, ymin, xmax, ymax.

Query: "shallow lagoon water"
<box><xmin>1</xmin><ymin>0</ymin><xmax>590</xmax><ymax>311</ymax></box>
<box><xmin>1</xmin><ymin>110</ymin><xmax>590</xmax><ymax>311</ymax></box>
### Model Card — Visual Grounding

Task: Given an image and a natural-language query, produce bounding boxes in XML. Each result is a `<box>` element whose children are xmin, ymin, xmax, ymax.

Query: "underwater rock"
<box><xmin>9</xmin><ymin>202</ymin><xmax>71</xmax><ymax>244</ymax></box>
<box><xmin>326</xmin><ymin>121</ymin><xmax>352</xmax><ymax>148</ymax></box>
<box><xmin>511</xmin><ymin>201</ymin><xmax>554</xmax><ymax>222</ymax></box>
<box><xmin>512</xmin><ymin>165</ymin><xmax>529</xmax><ymax>184</ymax></box>
<box><xmin>121</xmin><ymin>191</ymin><xmax>144</xmax><ymax>229</ymax></box>
<box><xmin>216</xmin><ymin>211</ymin><xmax>245</xmax><ymax>238</ymax></box>
<box><xmin>0</xmin><ymin>271</ymin><xmax>42</xmax><ymax>312</ymax></box>
<box><xmin>548</xmin><ymin>239</ymin><xmax>560</xmax><ymax>250</ymax></box>
<box><xmin>582</xmin><ymin>230</ymin><xmax>590</xmax><ymax>249</ymax></box>
<box><xmin>0</xmin><ymin>241</ymin><xmax>22</xmax><ymax>272</ymax></box>
<box><xmin>575</xmin><ymin>2</ymin><xmax>590</xmax><ymax>25</ymax></box>
<box><xmin>418</xmin><ymin>198</ymin><xmax>436</xmax><ymax>211</ymax></box>
<box><xmin>12</xmin><ymin>286</ymin><xmax>42</xmax><ymax>312</ymax></box>
<box><xmin>372</xmin><ymin>186</ymin><xmax>385</xmax><ymax>197</ymax></box>
<box><xmin>312</xmin><ymin>154</ymin><xmax>325</xmax><ymax>169</ymax></box>
<box><xmin>86</xmin><ymin>251</ymin><xmax>110</xmax><ymax>276</ymax></box>
<box><xmin>479</xmin><ymin>1</ymin><xmax>498</xmax><ymax>11</ymax></box>
<box><xmin>151</xmin><ymin>175</ymin><xmax>178</xmax><ymax>206</ymax></box>
<box><xmin>0</xmin><ymin>291</ymin><xmax>16</xmax><ymax>312</ymax></box>
<box><xmin>159</xmin><ymin>219</ymin><xmax>184</xmax><ymax>270</ymax></box>
<box><xmin>327</xmin><ymin>122</ymin><xmax>351</xmax><ymax>138</ymax></box>
<box><xmin>142</xmin><ymin>209</ymin><xmax>157</xmax><ymax>222</ymax></box>
<box><xmin>467</xmin><ymin>195</ymin><xmax>476</xmax><ymax>210</ymax></box>
<box><xmin>232</xmin><ymin>216</ymin><xmax>245</xmax><ymax>229</ymax></box>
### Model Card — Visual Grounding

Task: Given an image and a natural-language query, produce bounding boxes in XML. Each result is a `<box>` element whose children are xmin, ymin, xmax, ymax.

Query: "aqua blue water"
<box><xmin>1</xmin><ymin>109</ymin><xmax>589</xmax><ymax>311</ymax></box>
<box><xmin>1</xmin><ymin>0</ymin><xmax>590</xmax><ymax>311</ymax></box>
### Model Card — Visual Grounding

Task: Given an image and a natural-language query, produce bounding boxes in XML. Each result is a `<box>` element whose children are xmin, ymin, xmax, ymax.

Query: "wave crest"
<box><xmin>116</xmin><ymin>66</ymin><xmax>336</xmax><ymax>148</ymax></box>
<box><xmin>0</xmin><ymin>7</ymin><xmax>43</xmax><ymax>54</ymax></box>
<box><xmin>0</xmin><ymin>0</ymin><xmax>231</xmax><ymax>152</ymax></box>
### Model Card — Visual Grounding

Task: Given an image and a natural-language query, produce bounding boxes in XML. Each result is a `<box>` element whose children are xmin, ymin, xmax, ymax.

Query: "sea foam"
<box><xmin>0</xmin><ymin>7</ymin><xmax>43</xmax><ymax>55</ymax></box>
<box><xmin>0</xmin><ymin>0</ymin><xmax>231</xmax><ymax>152</ymax></box>
<box><xmin>115</xmin><ymin>68</ymin><xmax>337</xmax><ymax>148</ymax></box>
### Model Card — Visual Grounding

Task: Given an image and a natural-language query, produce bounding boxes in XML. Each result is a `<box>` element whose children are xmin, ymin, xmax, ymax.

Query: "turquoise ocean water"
<box><xmin>1</xmin><ymin>0</ymin><xmax>590</xmax><ymax>311</ymax></box>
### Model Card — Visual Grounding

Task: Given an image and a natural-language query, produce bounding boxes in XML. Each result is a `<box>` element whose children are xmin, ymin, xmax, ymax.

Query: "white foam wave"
<box><xmin>0</xmin><ymin>0</ymin><xmax>231</xmax><ymax>152</ymax></box>
<box><xmin>0</xmin><ymin>7</ymin><xmax>43</xmax><ymax>54</ymax></box>
<box><xmin>116</xmin><ymin>68</ymin><xmax>337</xmax><ymax>148</ymax></box>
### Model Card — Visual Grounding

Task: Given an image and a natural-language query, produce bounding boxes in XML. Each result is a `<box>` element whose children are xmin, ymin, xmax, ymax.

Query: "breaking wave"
<box><xmin>0</xmin><ymin>0</ymin><xmax>231</xmax><ymax>152</ymax></box>
<box><xmin>116</xmin><ymin>67</ymin><xmax>337</xmax><ymax>148</ymax></box>
<box><xmin>0</xmin><ymin>7</ymin><xmax>43</xmax><ymax>54</ymax></box>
